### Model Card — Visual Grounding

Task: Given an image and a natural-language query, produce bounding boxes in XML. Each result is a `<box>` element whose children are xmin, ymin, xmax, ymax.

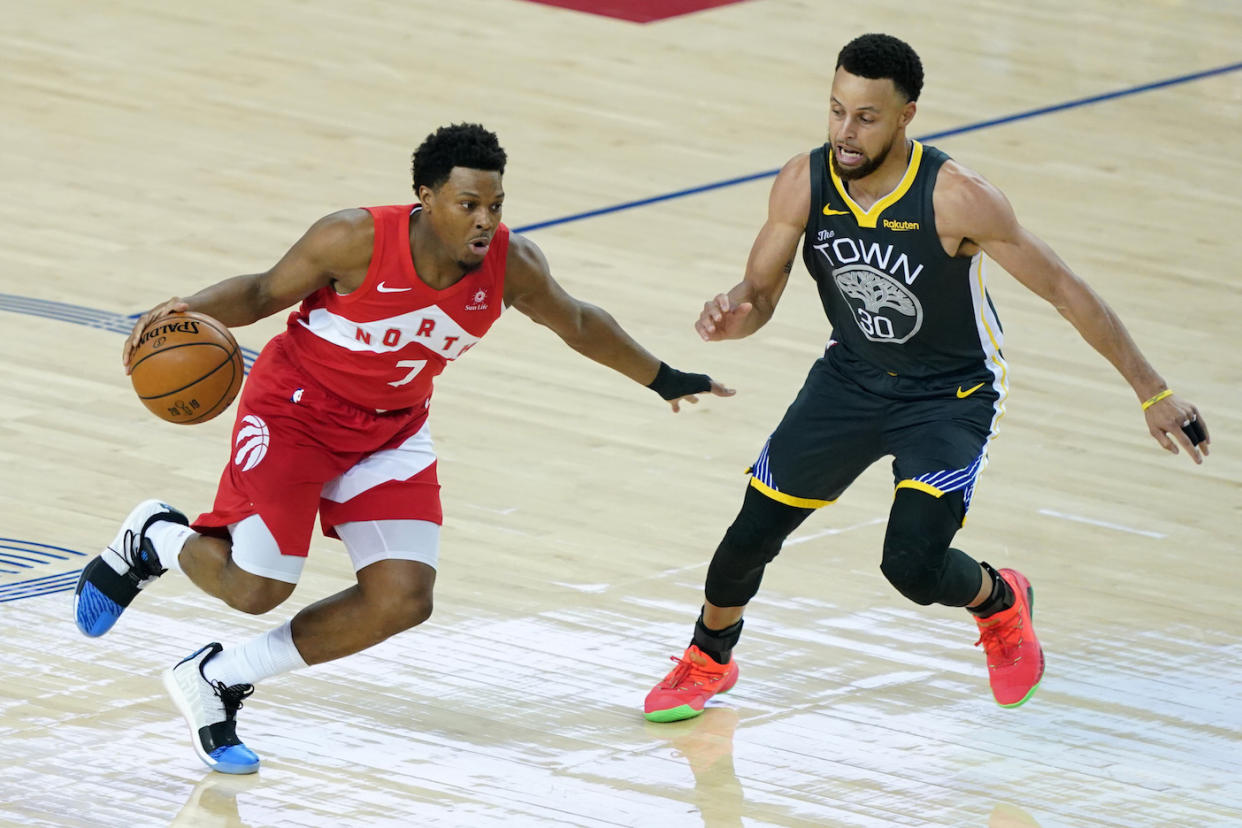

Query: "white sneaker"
<box><xmin>164</xmin><ymin>643</ymin><xmax>260</xmax><ymax>775</ymax></box>
<box><xmin>73</xmin><ymin>499</ymin><xmax>188</xmax><ymax>637</ymax></box>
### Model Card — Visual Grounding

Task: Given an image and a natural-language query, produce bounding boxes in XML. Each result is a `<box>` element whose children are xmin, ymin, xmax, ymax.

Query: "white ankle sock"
<box><xmin>144</xmin><ymin>521</ymin><xmax>196</xmax><ymax>574</ymax></box>
<box><xmin>202</xmin><ymin>621</ymin><xmax>309</xmax><ymax>688</ymax></box>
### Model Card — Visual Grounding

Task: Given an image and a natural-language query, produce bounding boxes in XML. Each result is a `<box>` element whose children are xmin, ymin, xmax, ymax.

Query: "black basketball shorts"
<box><xmin>747</xmin><ymin>352</ymin><xmax>1002</xmax><ymax>515</ymax></box>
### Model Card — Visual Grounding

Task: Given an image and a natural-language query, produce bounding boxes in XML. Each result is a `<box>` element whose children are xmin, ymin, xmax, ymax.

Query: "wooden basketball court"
<box><xmin>2</xmin><ymin>1</ymin><xmax>1239</xmax><ymax>825</ymax></box>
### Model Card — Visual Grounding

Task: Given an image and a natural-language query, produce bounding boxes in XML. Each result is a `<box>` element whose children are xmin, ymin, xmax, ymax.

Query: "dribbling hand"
<box><xmin>696</xmin><ymin>294</ymin><xmax>754</xmax><ymax>342</ymax></box>
<box><xmin>123</xmin><ymin>298</ymin><xmax>189</xmax><ymax>374</ymax></box>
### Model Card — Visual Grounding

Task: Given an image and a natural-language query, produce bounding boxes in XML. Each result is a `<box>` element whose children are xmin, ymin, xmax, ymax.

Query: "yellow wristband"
<box><xmin>1141</xmin><ymin>389</ymin><xmax>1173</xmax><ymax>411</ymax></box>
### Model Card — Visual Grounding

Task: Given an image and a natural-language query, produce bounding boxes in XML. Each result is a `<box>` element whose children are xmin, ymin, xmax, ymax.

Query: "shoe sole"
<box><xmin>162</xmin><ymin>667</ymin><xmax>260</xmax><ymax>775</ymax></box>
<box><xmin>73</xmin><ymin>562</ymin><xmax>128</xmax><ymax>638</ymax></box>
<box><xmin>994</xmin><ymin>570</ymin><xmax>1044</xmax><ymax>709</ymax></box>
<box><xmin>644</xmin><ymin>704</ymin><xmax>704</xmax><ymax>723</ymax></box>
<box><xmin>997</xmin><ymin>679</ymin><xmax>1042</xmax><ymax>708</ymax></box>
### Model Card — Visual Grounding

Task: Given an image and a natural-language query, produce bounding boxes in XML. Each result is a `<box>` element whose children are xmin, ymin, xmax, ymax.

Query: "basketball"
<box><xmin>128</xmin><ymin>311</ymin><xmax>244</xmax><ymax>425</ymax></box>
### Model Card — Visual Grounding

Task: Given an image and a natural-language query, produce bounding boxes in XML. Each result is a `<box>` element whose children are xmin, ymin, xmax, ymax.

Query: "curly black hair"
<box><xmin>411</xmin><ymin>123</ymin><xmax>507</xmax><ymax>193</ymax></box>
<box><xmin>836</xmin><ymin>34</ymin><xmax>924</xmax><ymax>102</ymax></box>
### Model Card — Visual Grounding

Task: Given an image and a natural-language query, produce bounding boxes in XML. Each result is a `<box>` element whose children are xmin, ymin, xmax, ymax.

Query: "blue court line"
<box><xmin>511</xmin><ymin>61</ymin><xmax>1242</xmax><ymax>234</ymax></box>
<box><xmin>0</xmin><ymin>569</ymin><xmax>85</xmax><ymax>590</ymax></box>
<box><xmin>0</xmin><ymin>556</ymin><xmax>47</xmax><ymax>569</ymax></box>
<box><xmin>1</xmin><ymin>587</ymin><xmax>76</xmax><ymax>602</ymax></box>
<box><xmin>0</xmin><ymin>537</ymin><xmax>87</xmax><ymax>556</ymax></box>
<box><xmin>0</xmin><ymin>294</ymin><xmax>261</xmax><ymax>370</ymax></box>
<box><xmin>0</xmin><ymin>568</ymin><xmax>82</xmax><ymax>602</ymax></box>
<box><xmin>0</xmin><ymin>544</ymin><xmax>73</xmax><ymax>560</ymax></box>
<box><xmin>0</xmin><ymin>576</ymin><xmax>79</xmax><ymax>597</ymax></box>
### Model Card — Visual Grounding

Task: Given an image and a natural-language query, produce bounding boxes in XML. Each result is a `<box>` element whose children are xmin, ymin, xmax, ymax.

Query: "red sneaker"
<box><xmin>974</xmin><ymin>568</ymin><xmax>1044</xmax><ymax>707</ymax></box>
<box><xmin>644</xmin><ymin>645</ymin><xmax>739</xmax><ymax>723</ymax></box>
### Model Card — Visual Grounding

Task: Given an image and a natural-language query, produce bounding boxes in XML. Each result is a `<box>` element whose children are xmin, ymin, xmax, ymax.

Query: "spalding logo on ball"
<box><xmin>128</xmin><ymin>311</ymin><xmax>244</xmax><ymax>424</ymax></box>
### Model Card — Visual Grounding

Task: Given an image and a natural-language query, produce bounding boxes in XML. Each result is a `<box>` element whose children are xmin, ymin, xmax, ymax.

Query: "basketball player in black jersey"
<box><xmin>644</xmin><ymin>33</ymin><xmax>1209</xmax><ymax>720</ymax></box>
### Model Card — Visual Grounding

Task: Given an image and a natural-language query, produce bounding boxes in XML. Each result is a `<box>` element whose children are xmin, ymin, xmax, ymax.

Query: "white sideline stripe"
<box><xmin>321</xmin><ymin>424</ymin><xmax>436</xmax><ymax>503</ymax></box>
<box><xmin>462</xmin><ymin>503</ymin><xmax>519</xmax><ymax>516</ymax></box>
<box><xmin>1037</xmin><ymin>508</ymin><xmax>1166</xmax><ymax>539</ymax></box>
<box><xmin>785</xmin><ymin>517</ymin><xmax>888</xmax><ymax>546</ymax></box>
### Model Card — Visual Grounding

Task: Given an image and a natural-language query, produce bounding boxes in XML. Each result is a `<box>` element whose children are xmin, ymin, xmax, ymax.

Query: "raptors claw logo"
<box><xmin>233</xmin><ymin>415</ymin><xmax>269</xmax><ymax>471</ymax></box>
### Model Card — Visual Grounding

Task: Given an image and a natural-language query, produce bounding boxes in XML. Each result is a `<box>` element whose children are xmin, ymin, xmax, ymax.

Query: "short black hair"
<box><xmin>836</xmin><ymin>34</ymin><xmax>924</xmax><ymax>102</ymax></box>
<box><xmin>411</xmin><ymin>123</ymin><xmax>507</xmax><ymax>192</ymax></box>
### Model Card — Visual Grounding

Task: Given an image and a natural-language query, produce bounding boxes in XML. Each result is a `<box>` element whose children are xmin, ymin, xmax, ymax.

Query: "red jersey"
<box><xmin>284</xmin><ymin>205</ymin><xmax>509</xmax><ymax>411</ymax></box>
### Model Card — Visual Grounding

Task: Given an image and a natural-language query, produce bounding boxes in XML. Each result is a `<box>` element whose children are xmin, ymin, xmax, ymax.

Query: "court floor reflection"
<box><xmin>170</xmin><ymin>773</ymin><xmax>260</xmax><ymax>828</ymax></box>
<box><xmin>645</xmin><ymin>707</ymin><xmax>744</xmax><ymax>828</ymax></box>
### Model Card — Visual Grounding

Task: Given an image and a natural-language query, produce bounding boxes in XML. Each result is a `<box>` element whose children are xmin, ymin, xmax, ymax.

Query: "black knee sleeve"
<box><xmin>880</xmin><ymin>488</ymin><xmax>982</xmax><ymax>607</ymax></box>
<box><xmin>704</xmin><ymin>485</ymin><xmax>812</xmax><ymax>607</ymax></box>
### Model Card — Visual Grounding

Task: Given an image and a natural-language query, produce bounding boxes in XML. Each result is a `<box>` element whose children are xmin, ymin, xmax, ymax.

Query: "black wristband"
<box><xmin>646</xmin><ymin>361</ymin><xmax>713</xmax><ymax>401</ymax></box>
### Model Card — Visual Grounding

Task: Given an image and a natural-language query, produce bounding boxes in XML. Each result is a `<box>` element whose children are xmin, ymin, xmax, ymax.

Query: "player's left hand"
<box><xmin>668</xmin><ymin>378</ymin><xmax>735</xmax><ymax>413</ymax></box>
<box><xmin>1145</xmin><ymin>393</ymin><xmax>1209</xmax><ymax>464</ymax></box>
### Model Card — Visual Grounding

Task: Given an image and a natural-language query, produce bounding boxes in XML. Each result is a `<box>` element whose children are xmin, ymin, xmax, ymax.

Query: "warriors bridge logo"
<box><xmin>832</xmin><ymin>265</ymin><xmax>924</xmax><ymax>343</ymax></box>
<box><xmin>811</xmin><ymin>236</ymin><xmax>926</xmax><ymax>344</ymax></box>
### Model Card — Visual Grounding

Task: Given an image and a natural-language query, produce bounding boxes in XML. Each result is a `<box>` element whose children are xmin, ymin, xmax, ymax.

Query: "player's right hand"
<box><xmin>1144</xmin><ymin>393</ymin><xmax>1210</xmax><ymax>465</ymax></box>
<box><xmin>123</xmin><ymin>298</ymin><xmax>189</xmax><ymax>374</ymax></box>
<box><xmin>695</xmin><ymin>293</ymin><xmax>754</xmax><ymax>342</ymax></box>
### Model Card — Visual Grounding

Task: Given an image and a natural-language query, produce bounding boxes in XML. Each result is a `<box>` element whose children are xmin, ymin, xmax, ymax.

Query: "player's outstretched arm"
<box><xmin>122</xmin><ymin>210</ymin><xmax>372</xmax><ymax>372</ymax></box>
<box><xmin>697</xmin><ymin>153</ymin><xmax>811</xmax><ymax>342</ymax></box>
<box><xmin>503</xmin><ymin>235</ymin><xmax>734</xmax><ymax>412</ymax></box>
<box><xmin>939</xmin><ymin>165</ymin><xmax>1209</xmax><ymax>464</ymax></box>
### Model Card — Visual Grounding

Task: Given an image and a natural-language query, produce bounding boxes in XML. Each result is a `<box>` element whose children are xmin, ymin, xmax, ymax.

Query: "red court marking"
<box><xmin>522</xmin><ymin>0</ymin><xmax>749</xmax><ymax>23</ymax></box>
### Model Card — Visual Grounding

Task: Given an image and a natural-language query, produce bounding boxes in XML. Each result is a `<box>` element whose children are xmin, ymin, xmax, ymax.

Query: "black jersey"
<box><xmin>802</xmin><ymin>141</ymin><xmax>1007</xmax><ymax>397</ymax></box>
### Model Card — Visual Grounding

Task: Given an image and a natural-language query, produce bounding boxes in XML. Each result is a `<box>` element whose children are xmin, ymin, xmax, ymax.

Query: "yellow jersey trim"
<box><xmin>829</xmin><ymin>140</ymin><xmax>924</xmax><ymax>229</ymax></box>
<box><xmin>895</xmin><ymin>479</ymin><xmax>945</xmax><ymax>498</ymax></box>
<box><xmin>748</xmin><ymin>476</ymin><xmax>833</xmax><ymax>509</ymax></box>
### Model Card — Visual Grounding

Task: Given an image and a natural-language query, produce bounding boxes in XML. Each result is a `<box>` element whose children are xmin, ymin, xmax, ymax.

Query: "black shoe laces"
<box><xmin>212</xmin><ymin>682</ymin><xmax>255</xmax><ymax>721</ymax></box>
<box><xmin>116</xmin><ymin>529</ymin><xmax>165</xmax><ymax>579</ymax></box>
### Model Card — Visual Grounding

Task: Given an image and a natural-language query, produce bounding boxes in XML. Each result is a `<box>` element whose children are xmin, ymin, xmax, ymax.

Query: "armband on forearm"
<box><xmin>646</xmin><ymin>362</ymin><xmax>712</xmax><ymax>401</ymax></box>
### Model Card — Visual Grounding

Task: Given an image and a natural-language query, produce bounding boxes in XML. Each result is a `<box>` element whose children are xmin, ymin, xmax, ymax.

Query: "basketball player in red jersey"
<box><xmin>73</xmin><ymin>123</ymin><xmax>733</xmax><ymax>774</ymax></box>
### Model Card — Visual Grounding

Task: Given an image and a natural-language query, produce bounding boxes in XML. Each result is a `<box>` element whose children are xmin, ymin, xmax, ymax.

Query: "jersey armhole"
<box><xmin>491</xmin><ymin>224</ymin><xmax>511</xmax><ymax>313</ymax></box>
<box><xmin>332</xmin><ymin>206</ymin><xmax>388</xmax><ymax>303</ymax></box>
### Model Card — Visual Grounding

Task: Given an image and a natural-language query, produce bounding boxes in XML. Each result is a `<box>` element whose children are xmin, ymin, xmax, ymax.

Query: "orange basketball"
<box><xmin>129</xmin><ymin>311</ymin><xmax>244</xmax><ymax>424</ymax></box>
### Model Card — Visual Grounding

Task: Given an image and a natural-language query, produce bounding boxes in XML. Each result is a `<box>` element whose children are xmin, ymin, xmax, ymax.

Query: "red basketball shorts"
<box><xmin>193</xmin><ymin>337</ymin><xmax>442</xmax><ymax>557</ymax></box>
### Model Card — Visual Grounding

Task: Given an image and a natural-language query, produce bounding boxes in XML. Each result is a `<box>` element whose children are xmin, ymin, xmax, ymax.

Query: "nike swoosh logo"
<box><xmin>376</xmin><ymin>282</ymin><xmax>412</xmax><ymax>293</ymax></box>
<box><xmin>956</xmin><ymin>382</ymin><xmax>986</xmax><ymax>399</ymax></box>
<box><xmin>823</xmin><ymin>205</ymin><xmax>850</xmax><ymax>216</ymax></box>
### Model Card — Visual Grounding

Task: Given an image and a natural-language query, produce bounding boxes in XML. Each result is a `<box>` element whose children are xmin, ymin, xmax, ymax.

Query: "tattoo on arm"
<box><xmin>782</xmin><ymin>256</ymin><xmax>794</xmax><ymax>275</ymax></box>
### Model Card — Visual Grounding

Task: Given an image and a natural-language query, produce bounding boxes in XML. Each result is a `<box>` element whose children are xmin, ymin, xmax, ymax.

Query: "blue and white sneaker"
<box><xmin>163</xmin><ymin>643</ymin><xmax>260</xmax><ymax>775</ymax></box>
<box><xmin>74</xmin><ymin>499</ymin><xmax>188</xmax><ymax>637</ymax></box>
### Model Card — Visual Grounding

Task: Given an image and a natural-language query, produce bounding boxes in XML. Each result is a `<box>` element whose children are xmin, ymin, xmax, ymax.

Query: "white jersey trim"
<box><xmin>321</xmin><ymin>423</ymin><xmax>436</xmax><ymax>504</ymax></box>
<box><xmin>298</xmin><ymin>305</ymin><xmax>480</xmax><ymax>360</ymax></box>
<box><xmin>968</xmin><ymin>252</ymin><xmax>1008</xmax><ymax>449</ymax></box>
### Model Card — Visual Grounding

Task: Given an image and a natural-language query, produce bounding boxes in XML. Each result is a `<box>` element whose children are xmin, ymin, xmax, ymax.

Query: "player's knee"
<box><xmin>372</xmin><ymin>585</ymin><xmax>434</xmax><ymax>638</ymax></box>
<box><xmin>881</xmin><ymin>488</ymin><xmax>967</xmax><ymax>606</ymax></box>
<box><xmin>704</xmin><ymin>486</ymin><xmax>811</xmax><ymax>607</ymax></box>
<box><xmin>224</xmin><ymin>575</ymin><xmax>294</xmax><ymax>615</ymax></box>
<box><xmin>879</xmin><ymin>534</ymin><xmax>944</xmax><ymax>606</ymax></box>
